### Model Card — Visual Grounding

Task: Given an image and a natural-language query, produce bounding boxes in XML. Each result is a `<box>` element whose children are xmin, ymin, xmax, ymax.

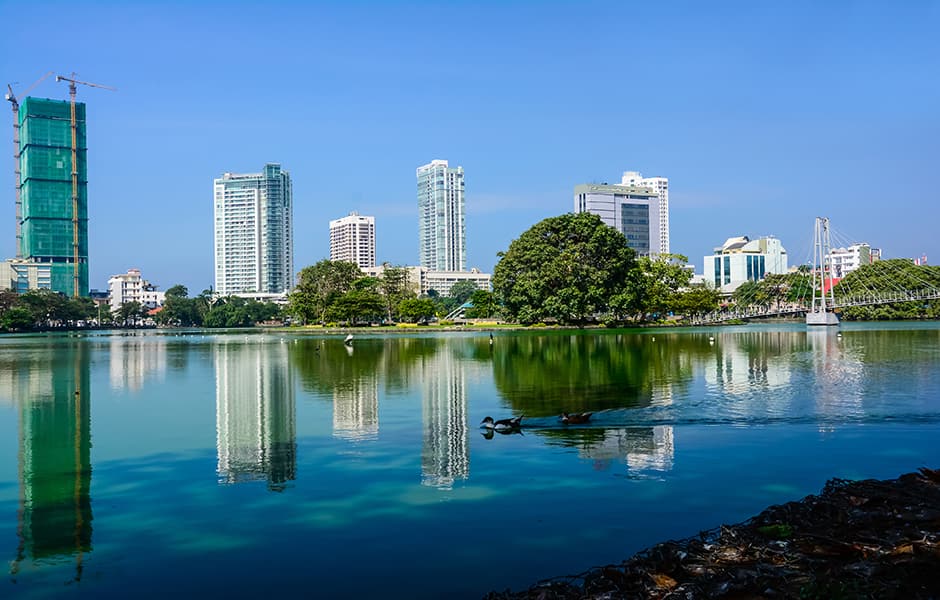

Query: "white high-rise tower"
<box><xmin>213</xmin><ymin>164</ymin><xmax>294</xmax><ymax>295</ymax></box>
<box><xmin>417</xmin><ymin>160</ymin><xmax>465</xmax><ymax>271</ymax></box>
<box><xmin>330</xmin><ymin>212</ymin><xmax>375</xmax><ymax>269</ymax></box>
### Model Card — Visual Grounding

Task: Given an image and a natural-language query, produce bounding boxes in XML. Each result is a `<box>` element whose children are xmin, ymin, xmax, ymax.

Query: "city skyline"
<box><xmin>1</xmin><ymin>2</ymin><xmax>938</xmax><ymax>294</ymax></box>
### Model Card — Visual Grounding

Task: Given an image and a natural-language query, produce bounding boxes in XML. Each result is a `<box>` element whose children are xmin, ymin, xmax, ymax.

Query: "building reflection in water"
<box><xmin>567</xmin><ymin>426</ymin><xmax>675</xmax><ymax>474</ymax></box>
<box><xmin>332</xmin><ymin>373</ymin><xmax>379</xmax><ymax>441</ymax></box>
<box><xmin>108</xmin><ymin>333</ymin><xmax>167</xmax><ymax>391</ymax></box>
<box><xmin>215</xmin><ymin>340</ymin><xmax>296</xmax><ymax>491</ymax></box>
<box><xmin>417</xmin><ymin>349</ymin><xmax>470</xmax><ymax>489</ymax></box>
<box><xmin>807</xmin><ymin>329</ymin><xmax>864</xmax><ymax>427</ymax></box>
<box><xmin>2</xmin><ymin>343</ymin><xmax>92</xmax><ymax>580</ymax></box>
<box><xmin>704</xmin><ymin>331</ymin><xmax>794</xmax><ymax>394</ymax></box>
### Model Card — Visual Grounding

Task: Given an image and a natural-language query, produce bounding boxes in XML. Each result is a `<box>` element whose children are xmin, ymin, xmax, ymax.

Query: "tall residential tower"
<box><xmin>417</xmin><ymin>160</ymin><xmax>465</xmax><ymax>271</ymax></box>
<box><xmin>213</xmin><ymin>164</ymin><xmax>293</xmax><ymax>295</ymax></box>
<box><xmin>329</xmin><ymin>212</ymin><xmax>375</xmax><ymax>269</ymax></box>
<box><xmin>18</xmin><ymin>97</ymin><xmax>89</xmax><ymax>296</ymax></box>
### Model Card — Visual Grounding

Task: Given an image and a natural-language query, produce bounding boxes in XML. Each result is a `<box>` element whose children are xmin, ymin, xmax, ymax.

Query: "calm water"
<box><xmin>1</xmin><ymin>323</ymin><xmax>939</xmax><ymax>598</ymax></box>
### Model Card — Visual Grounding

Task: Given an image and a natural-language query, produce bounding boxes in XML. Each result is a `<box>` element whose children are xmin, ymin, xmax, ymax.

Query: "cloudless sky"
<box><xmin>1</xmin><ymin>0</ymin><xmax>938</xmax><ymax>293</ymax></box>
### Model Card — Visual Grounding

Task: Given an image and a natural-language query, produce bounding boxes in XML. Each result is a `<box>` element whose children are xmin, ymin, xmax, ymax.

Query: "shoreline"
<box><xmin>485</xmin><ymin>469</ymin><xmax>940</xmax><ymax>599</ymax></box>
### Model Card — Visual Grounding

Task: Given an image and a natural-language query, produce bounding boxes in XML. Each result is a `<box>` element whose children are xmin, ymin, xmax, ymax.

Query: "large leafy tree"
<box><xmin>448</xmin><ymin>281</ymin><xmax>479</xmax><ymax>305</ymax></box>
<box><xmin>288</xmin><ymin>260</ymin><xmax>363</xmax><ymax>324</ymax></box>
<box><xmin>493</xmin><ymin>212</ymin><xmax>636</xmax><ymax>325</ymax></box>
<box><xmin>465</xmin><ymin>289</ymin><xmax>499</xmax><ymax>318</ymax></box>
<box><xmin>397</xmin><ymin>298</ymin><xmax>437</xmax><ymax>323</ymax></box>
<box><xmin>611</xmin><ymin>254</ymin><xmax>693</xmax><ymax>322</ymax></box>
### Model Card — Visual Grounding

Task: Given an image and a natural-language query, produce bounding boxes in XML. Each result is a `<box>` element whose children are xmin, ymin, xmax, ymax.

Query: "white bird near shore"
<box><xmin>344</xmin><ymin>334</ymin><xmax>354</xmax><ymax>345</ymax></box>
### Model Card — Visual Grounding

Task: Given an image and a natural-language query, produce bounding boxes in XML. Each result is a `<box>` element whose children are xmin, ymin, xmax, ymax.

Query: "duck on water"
<box><xmin>480</xmin><ymin>415</ymin><xmax>523</xmax><ymax>431</ymax></box>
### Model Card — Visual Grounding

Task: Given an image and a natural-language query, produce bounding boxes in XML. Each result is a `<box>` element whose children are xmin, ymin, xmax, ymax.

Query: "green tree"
<box><xmin>493</xmin><ymin>212</ymin><xmax>636</xmax><ymax>325</ymax></box>
<box><xmin>465</xmin><ymin>289</ymin><xmax>499</xmax><ymax>318</ymax></box>
<box><xmin>610</xmin><ymin>254</ymin><xmax>693</xmax><ymax>322</ymax></box>
<box><xmin>378</xmin><ymin>264</ymin><xmax>415</xmax><ymax>322</ymax></box>
<box><xmin>397</xmin><ymin>298</ymin><xmax>437</xmax><ymax>323</ymax></box>
<box><xmin>448</xmin><ymin>281</ymin><xmax>479</xmax><ymax>305</ymax></box>
<box><xmin>670</xmin><ymin>285</ymin><xmax>721</xmax><ymax>318</ymax></box>
<box><xmin>288</xmin><ymin>260</ymin><xmax>363</xmax><ymax>324</ymax></box>
<box><xmin>330</xmin><ymin>288</ymin><xmax>385</xmax><ymax>324</ymax></box>
<box><xmin>114</xmin><ymin>301</ymin><xmax>146</xmax><ymax>326</ymax></box>
<box><xmin>20</xmin><ymin>289</ymin><xmax>67</xmax><ymax>326</ymax></box>
<box><xmin>1</xmin><ymin>306</ymin><xmax>34</xmax><ymax>331</ymax></box>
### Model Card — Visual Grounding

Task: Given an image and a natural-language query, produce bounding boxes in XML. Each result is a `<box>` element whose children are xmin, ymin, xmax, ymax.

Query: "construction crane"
<box><xmin>5</xmin><ymin>71</ymin><xmax>54</xmax><ymax>258</ymax></box>
<box><xmin>55</xmin><ymin>74</ymin><xmax>116</xmax><ymax>297</ymax></box>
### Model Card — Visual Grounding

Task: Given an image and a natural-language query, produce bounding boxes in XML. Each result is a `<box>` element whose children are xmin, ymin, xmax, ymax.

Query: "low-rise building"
<box><xmin>829</xmin><ymin>243</ymin><xmax>880</xmax><ymax>278</ymax></box>
<box><xmin>0</xmin><ymin>259</ymin><xmax>52</xmax><ymax>293</ymax></box>
<box><xmin>363</xmin><ymin>265</ymin><xmax>491</xmax><ymax>297</ymax></box>
<box><xmin>704</xmin><ymin>236</ymin><xmax>788</xmax><ymax>293</ymax></box>
<box><xmin>108</xmin><ymin>269</ymin><xmax>165</xmax><ymax>313</ymax></box>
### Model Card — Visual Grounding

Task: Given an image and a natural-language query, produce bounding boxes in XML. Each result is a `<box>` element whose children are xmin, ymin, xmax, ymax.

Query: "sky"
<box><xmin>1</xmin><ymin>0</ymin><xmax>938</xmax><ymax>294</ymax></box>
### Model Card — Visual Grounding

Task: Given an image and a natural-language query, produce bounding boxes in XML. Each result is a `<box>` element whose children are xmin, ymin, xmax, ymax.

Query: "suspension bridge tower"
<box><xmin>807</xmin><ymin>216</ymin><xmax>840</xmax><ymax>326</ymax></box>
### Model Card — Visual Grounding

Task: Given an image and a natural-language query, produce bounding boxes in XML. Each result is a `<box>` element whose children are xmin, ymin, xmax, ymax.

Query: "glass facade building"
<box><xmin>17</xmin><ymin>97</ymin><xmax>89</xmax><ymax>296</ymax></box>
<box><xmin>574</xmin><ymin>183</ymin><xmax>663</xmax><ymax>256</ymax></box>
<box><xmin>213</xmin><ymin>164</ymin><xmax>294</xmax><ymax>295</ymax></box>
<box><xmin>417</xmin><ymin>160</ymin><xmax>465</xmax><ymax>272</ymax></box>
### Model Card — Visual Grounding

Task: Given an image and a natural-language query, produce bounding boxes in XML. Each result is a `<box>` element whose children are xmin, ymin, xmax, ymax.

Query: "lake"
<box><xmin>1</xmin><ymin>323</ymin><xmax>939</xmax><ymax>598</ymax></box>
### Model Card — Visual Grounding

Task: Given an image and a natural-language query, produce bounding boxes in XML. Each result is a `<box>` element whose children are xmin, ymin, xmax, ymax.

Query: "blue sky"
<box><xmin>1</xmin><ymin>1</ymin><xmax>938</xmax><ymax>293</ymax></box>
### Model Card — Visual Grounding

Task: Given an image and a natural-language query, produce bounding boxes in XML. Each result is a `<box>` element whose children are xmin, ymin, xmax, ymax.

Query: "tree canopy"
<box><xmin>492</xmin><ymin>212</ymin><xmax>636</xmax><ymax>325</ymax></box>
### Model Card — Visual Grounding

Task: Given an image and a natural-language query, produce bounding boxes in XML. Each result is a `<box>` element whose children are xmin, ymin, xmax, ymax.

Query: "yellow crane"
<box><xmin>55</xmin><ymin>74</ymin><xmax>116</xmax><ymax>297</ymax></box>
<box><xmin>5</xmin><ymin>71</ymin><xmax>54</xmax><ymax>258</ymax></box>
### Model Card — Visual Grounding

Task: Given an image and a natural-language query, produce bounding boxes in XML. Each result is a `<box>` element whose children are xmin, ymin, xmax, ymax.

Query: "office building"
<box><xmin>0</xmin><ymin>259</ymin><xmax>51</xmax><ymax>293</ymax></box>
<box><xmin>18</xmin><ymin>97</ymin><xmax>88</xmax><ymax>296</ymax></box>
<box><xmin>330</xmin><ymin>212</ymin><xmax>375</xmax><ymax>269</ymax></box>
<box><xmin>574</xmin><ymin>182</ymin><xmax>663</xmax><ymax>256</ymax></box>
<box><xmin>417</xmin><ymin>160</ymin><xmax>465</xmax><ymax>271</ymax></box>
<box><xmin>620</xmin><ymin>171</ymin><xmax>670</xmax><ymax>254</ymax></box>
<box><xmin>704</xmin><ymin>235</ymin><xmax>789</xmax><ymax>293</ymax></box>
<box><xmin>213</xmin><ymin>164</ymin><xmax>293</xmax><ymax>295</ymax></box>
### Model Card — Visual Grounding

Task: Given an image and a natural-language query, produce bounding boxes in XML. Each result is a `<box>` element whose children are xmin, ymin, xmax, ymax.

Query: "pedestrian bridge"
<box><xmin>691</xmin><ymin>217</ymin><xmax>940</xmax><ymax>326</ymax></box>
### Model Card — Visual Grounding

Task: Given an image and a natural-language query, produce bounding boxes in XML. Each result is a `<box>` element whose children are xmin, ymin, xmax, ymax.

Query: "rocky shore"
<box><xmin>486</xmin><ymin>469</ymin><xmax>940</xmax><ymax>599</ymax></box>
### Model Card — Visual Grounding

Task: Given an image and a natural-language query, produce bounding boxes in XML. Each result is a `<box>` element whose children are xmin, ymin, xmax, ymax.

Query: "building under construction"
<box><xmin>17</xmin><ymin>97</ymin><xmax>88</xmax><ymax>296</ymax></box>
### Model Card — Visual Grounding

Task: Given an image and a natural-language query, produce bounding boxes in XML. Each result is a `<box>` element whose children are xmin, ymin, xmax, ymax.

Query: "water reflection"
<box><xmin>214</xmin><ymin>340</ymin><xmax>296</xmax><ymax>491</ymax></box>
<box><xmin>704</xmin><ymin>330</ymin><xmax>795</xmax><ymax>394</ymax></box>
<box><xmin>109</xmin><ymin>333</ymin><xmax>167</xmax><ymax>391</ymax></box>
<box><xmin>1</xmin><ymin>342</ymin><xmax>92</xmax><ymax>580</ymax></box>
<box><xmin>332</xmin><ymin>373</ymin><xmax>379</xmax><ymax>441</ymax></box>
<box><xmin>417</xmin><ymin>348</ymin><xmax>470</xmax><ymax>489</ymax></box>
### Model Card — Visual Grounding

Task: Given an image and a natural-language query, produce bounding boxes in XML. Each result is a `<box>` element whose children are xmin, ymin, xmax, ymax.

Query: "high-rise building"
<box><xmin>417</xmin><ymin>160</ymin><xmax>465</xmax><ymax>271</ymax></box>
<box><xmin>329</xmin><ymin>212</ymin><xmax>375</xmax><ymax>269</ymax></box>
<box><xmin>573</xmin><ymin>182</ymin><xmax>663</xmax><ymax>256</ymax></box>
<box><xmin>18</xmin><ymin>97</ymin><xmax>89</xmax><ymax>296</ymax></box>
<box><xmin>620</xmin><ymin>171</ymin><xmax>669</xmax><ymax>255</ymax></box>
<box><xmin>213</xmin><ymin>164</ymin><xmax>293</xmax><ymax>295</ymax></box>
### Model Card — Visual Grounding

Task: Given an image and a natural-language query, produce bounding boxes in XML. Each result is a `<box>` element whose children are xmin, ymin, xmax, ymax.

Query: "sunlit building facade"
<box><xmin>213</xmin><ymin>164</ymin><xmax>293</xmax><ymax>295</ymax></box>
<box><xmin>417</xmin><ymin>160</ymin><xmax>465</xmax><ymax>271</ymax></box>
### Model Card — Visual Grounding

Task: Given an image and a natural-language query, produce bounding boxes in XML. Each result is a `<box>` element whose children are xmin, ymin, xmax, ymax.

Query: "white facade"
<box><xmin>620</xmin><ymin>171</ymin><xmax>670</xmax><ymax>255</ymax></box>
<box><xmin>213</xmin><ymin>164</ymin><xmax>293</xmax><ymax>296</ymax></box>
<box><xmin>704</xmin><ymin>236</ymin><xmax>789</xmax><ymax>293</ymax></box>
<box><xmin>417</xmin><ymin>160</ymin><xmax>465</xmax><ymax>271</ymax></box>
<box><xmin>363</xmin><ymin>265</ymin><xmax>491</xmax><ymax>297</ymax></box>
<box><xmin>330</xmin><ymin>212</ymin><xmax>375</xmax><ymax>269</ymax></box>
<box><xmin>829</xmin><ymin>243</ymin><xmax>879</xmax><ymax>278</ymax></box>
<box><xmin>108</xmin><ymin>268</ymin><xmax>165</xmax><ymax>313</ymax></box>
<box><xmin>574</xmin><ymin>183</ymin><xmax>663</xmax><ymax>256</ymax></box>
